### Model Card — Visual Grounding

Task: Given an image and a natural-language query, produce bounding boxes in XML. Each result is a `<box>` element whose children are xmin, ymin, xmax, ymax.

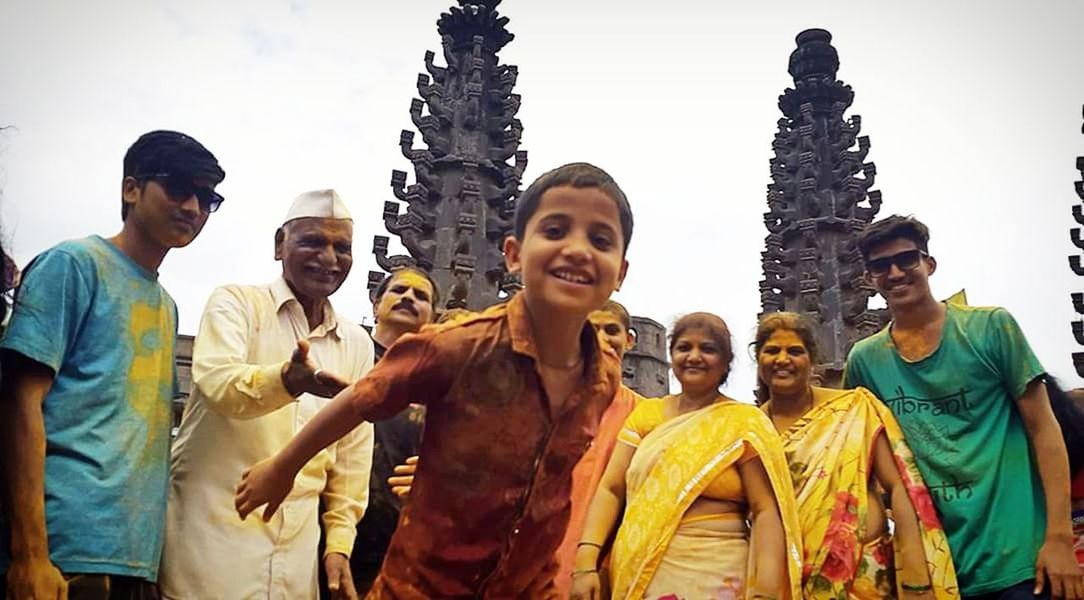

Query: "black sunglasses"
<box><xmin>137</xmin><ymin>173</ymin><xmax>224</xmax><ymax>214</ymax></box>
<box><xmin>866</xmin><ymin>249</ymin><xmax>928</xmax><ymax>277</ymax></box>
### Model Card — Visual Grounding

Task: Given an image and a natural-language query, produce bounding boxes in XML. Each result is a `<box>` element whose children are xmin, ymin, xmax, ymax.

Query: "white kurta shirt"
<box><xmin>160</xmin><ymin>277</ymin><xmax>374</xmax><ymax>600</ymax></box>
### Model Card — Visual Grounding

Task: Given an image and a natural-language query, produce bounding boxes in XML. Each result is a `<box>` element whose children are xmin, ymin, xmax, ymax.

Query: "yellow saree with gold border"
<box><xmin>610</xmin><ymin>401</ymin><xmax>803</xmax><ymax>599</ymax></box>
<box><xmin>778</xmin><ymin>386</ymin><xmax>959</xmax><ymax>599</ymax></box>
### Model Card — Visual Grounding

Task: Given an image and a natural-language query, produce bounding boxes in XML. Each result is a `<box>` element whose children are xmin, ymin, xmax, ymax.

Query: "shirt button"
<box><xmin>513</xmin><ymin>528</ymin><xmax>520</xmax><ymax>535</ymax></box>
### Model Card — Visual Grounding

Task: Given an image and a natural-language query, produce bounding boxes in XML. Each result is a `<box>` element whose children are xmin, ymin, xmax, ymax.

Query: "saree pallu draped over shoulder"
<box><xmin>611</xmin><ymin>400</ymin><xmax>803</xmax><ymax>600</ymax></box>
<box><xmin>780</xmin><ymin>387</ymin><xmax>959</xmax><ymax>599</ymax></box>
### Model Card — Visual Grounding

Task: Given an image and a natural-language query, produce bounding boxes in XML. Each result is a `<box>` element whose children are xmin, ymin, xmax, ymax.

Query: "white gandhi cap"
<box><xmin>283</xmin><ymin>189</ymin><xmax>352</xmax><ymax>224</ymax></box>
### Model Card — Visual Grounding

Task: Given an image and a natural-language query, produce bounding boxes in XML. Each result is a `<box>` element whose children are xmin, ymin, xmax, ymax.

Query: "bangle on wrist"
<box><xmin>577</xmin><ymin>541</ymin><xmax>602</xmax><ymax>549</ymax></box>
<box><xmin>571</xmin><ymin>568</ymin><xmax>598</xmax><ymax>577</ymax></box>
<box><xmin>901</xmin><ymin>582</ymin><xmax>932</xmax><ymax>593</ymax></box>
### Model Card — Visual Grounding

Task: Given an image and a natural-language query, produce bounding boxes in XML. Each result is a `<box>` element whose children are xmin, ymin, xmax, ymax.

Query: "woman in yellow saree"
<box><xmin>571</xmin><ymin>313</ymin><xmax>803</xmax><ymax>599</ymax></box>
<box><xmin>754</xmin><ymin>312</ymin><xmax>958</xmax><ymax>599</ymax></box>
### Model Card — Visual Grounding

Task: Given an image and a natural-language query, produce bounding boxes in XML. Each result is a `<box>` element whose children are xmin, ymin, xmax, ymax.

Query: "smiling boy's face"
<box><xmin>503</xmin><ymin>185</ymin><xmax>628</xmax><ymax>317</ymax></box>
<box><xmin>588</xmin><ymin>310</ymin><xmax>634</xmax><ymax>359</ymax></box>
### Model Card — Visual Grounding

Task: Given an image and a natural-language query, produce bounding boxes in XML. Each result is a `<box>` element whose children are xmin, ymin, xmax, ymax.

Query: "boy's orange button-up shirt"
<box><xmin>348</xmin><ymin>292</ymin><xmax>621</xmax><ymax>599</ymax></box>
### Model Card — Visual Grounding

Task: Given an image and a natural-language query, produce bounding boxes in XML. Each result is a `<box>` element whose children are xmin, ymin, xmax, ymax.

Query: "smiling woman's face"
<box><xmin>671</xmin><ymin>327</ymin><xmax>729</xmax><ymax>394</ymax></box>
<box><xmin>757</xmin><ymin>328</ymin><xmax>812</xmax><ymax>398</ymax></box>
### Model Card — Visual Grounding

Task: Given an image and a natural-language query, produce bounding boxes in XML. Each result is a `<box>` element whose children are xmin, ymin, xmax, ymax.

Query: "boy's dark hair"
<box><xmin>513</xmin><ymin>163</ymin><xmax>633</xmax><ymax>256</ymax></box>
<box><xmin>597</xmin><ymin>299</ymin><xmax>632</xmax><ymax>331</ymax></box>
<box><xmin>371</xmin><ymin>266</ymin><xmax>440</xmax><ymax>308</ymax></box>
<box><xmin>856</xmin><ymin>214</ymin><xmax>930</xmax><ymax>262</ymax></box>
<box><xmin>121</xmin><ymin>130</ymin><xmax>226</xmax><ymax>220</ymax></box>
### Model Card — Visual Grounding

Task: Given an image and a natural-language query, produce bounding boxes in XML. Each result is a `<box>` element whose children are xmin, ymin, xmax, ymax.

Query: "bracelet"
<box><xmin>901</xmin><ymin>582</ymin><xmax>933</xmax><ymax>593</ymax></box>
<box><xmin>577</xmin><ymin>541</ymin><xmax>602</xmax><ymax>549</ymax></box>
<box><xmin>571</xmin><ymin>568</ymin><xmax>598</xmax><ymax>577</ymax></box>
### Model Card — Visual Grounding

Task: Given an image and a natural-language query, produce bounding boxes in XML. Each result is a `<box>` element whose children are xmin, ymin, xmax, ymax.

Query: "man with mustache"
<box><xmin>349</xmin><ymin>267</ymin><xmax>437</xmax><ymax>594</ymax></box>
<box><xmin>0</xmin><ymin>130</ymin><xmax>224</xmax><ymax>600</ymax></box>
<box><xmin>845</xmin><ymin>215</ymin><xmax>1083</xmax><ymax>599</ymax></box>
<box><xmin>160</xmin><ymin>190</ymin><xmax>375</xmax><ymax>600</ymax></box>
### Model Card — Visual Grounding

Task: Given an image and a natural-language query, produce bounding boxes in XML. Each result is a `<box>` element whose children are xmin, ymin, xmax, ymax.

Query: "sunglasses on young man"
<box><xmin>137</xmin><ymin>173</ymin><xmax>224</xmax><ymax>214</ymax></box>
<box><xmin>865</xmin><ymin>249</ymin><xmax>928</xmax><ymax>277</ymax></box>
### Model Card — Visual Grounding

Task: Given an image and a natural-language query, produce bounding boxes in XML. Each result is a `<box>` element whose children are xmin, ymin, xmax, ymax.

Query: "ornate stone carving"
<box><xmin>759</xmin><ymin>29</ymin><xmax>888</xmax><ymax>377</ymax></box>
<box><xmin>625</xmin><ymin>317</ymin><xmax>670</xmax><ymax>398</ymax></box>
<box><xmin>363</xmin><ymin>1</ymin><xmax>670</xmax><ymax>397</ymax></box>
<box><xmin>1071</xmin><ymin>105</ymin><xmax>1084</xmax><ymax>377</ymax></box>
<box><xmin>370</xmin><ymin>1</ymin><xmax>527</xmax><ymax>311</ymax></box>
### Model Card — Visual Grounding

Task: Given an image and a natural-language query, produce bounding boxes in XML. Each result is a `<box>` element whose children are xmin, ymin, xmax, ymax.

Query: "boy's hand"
<box><xmin>1034</xmin><ymin>535</ymin><xmax>1084</xmax><ymax>599</ymax></box>
<box><xmin>5</xmin><ymin>556</ymin><xmax>67</xmax><ymax>600</ymax></box>
<box><xmin>388</xmin><ymin>456</ymin><xmax>418</xmax><ymax>498</ymax></box>
<box><xmin>324</xmin><ymin>553</ymin><xmax>358</xmax><ymax>600</ymax></box>
<box><xmin>282</xmin><ymin>340</ymin><xmax>350</xmax><ymax>398</ymax></box>
<box><xmin>235</xmin><ymin>456</ymin><xmax>294</xmax><ymax>522</ymax></box>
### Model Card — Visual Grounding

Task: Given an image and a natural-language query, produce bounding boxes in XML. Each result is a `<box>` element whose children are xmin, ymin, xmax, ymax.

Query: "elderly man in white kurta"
<box><xmin>160</xmin><ymin>190</ymin><xmax>374</xmax><ymax>600</ymax></box>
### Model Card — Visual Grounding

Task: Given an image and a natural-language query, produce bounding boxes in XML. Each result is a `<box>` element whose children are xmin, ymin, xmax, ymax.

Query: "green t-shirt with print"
<box><xmin>844</xmin><ymin>304</ymin><xmax>1046</xmax><ymax>595</ymax></box>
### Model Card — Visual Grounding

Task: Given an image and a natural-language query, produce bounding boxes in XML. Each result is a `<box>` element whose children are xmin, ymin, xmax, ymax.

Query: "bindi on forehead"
<box><xmin>589</xmin><ymin>311</ymin><xmax>620</xmax><ymax>324</ymax></box>
<box><xmin>766</xmin><ymin>329</ymin><xmax>806</xmax><ymax>347</ymax></box>
<box><xmin>393</xmin><ymin>272</ymin><xmax>433</xmax><ymax>292</ymax></box>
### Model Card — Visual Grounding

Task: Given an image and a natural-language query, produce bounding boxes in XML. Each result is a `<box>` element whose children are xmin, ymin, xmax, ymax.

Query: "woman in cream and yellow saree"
<box><xmin>754</xmin><ymin>312</ymin><xmax>959</xmax><ymax>599</ymax></box>
<box><xmin>571</xmin><ymin>313</ymin><xmax>802</xmax><ymax>600</ymax></box>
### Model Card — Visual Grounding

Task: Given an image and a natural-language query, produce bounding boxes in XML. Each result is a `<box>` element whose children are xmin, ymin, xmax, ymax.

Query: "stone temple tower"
<box><xmin>759</xmin><ymin>29</ymin><xmax>887</xmax><ymax>382</ymax></box>
<box><xmin>365</xmin><ymin>1</ymin><xmax>670</xmax><ymax>397</ymax></box>
<box><xmin>369</xmin><ymin>0</ymin><xmax>528</xmax><ymax>311</ymax></box>
<box><xmin>1070</xmin><ymin>105</ymin><xmax>1084</xmax><ymax>377</ymax></box>
<box><xmin>625</xmin><ymin>316</ymin><xmax>669</xmax><ymax>397</ymax></box>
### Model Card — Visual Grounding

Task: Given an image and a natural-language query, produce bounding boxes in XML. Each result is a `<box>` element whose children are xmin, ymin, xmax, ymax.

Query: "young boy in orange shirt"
<box><xmin>235</xmin><ymin>163</ymin><xmax>633</xmax><ymax>598</ymax></box>
<box><xmin>552</xmin><ymin>300</ymin><xmax>643</xmax><ymax>597</ymax></box>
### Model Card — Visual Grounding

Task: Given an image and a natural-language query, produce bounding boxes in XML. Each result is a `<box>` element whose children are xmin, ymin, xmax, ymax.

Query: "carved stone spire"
<box><xmin>759</xmin><ymin>29</ymin><xmax>886</xmax><ymax>380</ymax></box>
<box><xmin>370</xmin><ymin>1</ymin><xmax>527</xmax><ymax>311</ymax></box>
<box><xmin>1071</xmin><ymin>105</ymin><xmax>1084</xmax><ymax>376</ymax></box>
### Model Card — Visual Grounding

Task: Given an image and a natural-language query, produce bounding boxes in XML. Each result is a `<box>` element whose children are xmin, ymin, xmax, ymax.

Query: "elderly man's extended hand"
<box><xmin>281</xmin><ymin>340</ymin><xmax>350</xmax><ymax>398</ymax></box>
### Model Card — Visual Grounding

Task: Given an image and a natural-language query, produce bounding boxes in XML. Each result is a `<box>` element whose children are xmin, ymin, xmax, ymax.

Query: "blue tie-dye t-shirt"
<box><xmin>0</xmin><ymin>235</ymin><xmax>177</xmax><ymax>580</ymax></box>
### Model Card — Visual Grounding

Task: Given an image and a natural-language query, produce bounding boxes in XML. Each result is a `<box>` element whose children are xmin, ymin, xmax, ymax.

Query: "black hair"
<box><xmin>857</xmin><ymin>214</ymin><xmax>930</xmax><ymax>262</ymax></box>
<box><xmin>121</xmin><ymin>130</ymin><xmax>225</xmax><ymax>220</ymax></box>
<box><xmin>597</xmin><ymin>299</ymin><xmax>632</xmax><ymax>331</ymax></box>
<box><xmin>512</xmin><ymin>163</ymin><xmax>633</xmax><ymax>256</ymax></box>
<box><xmin>372</xmin><ymin>266</ymin><xmax>440</xmax><ymax>308</ymax></box>
<box><xmin>1045</xmin><ymin>376</ymin><xmax>1084</xmax><ymax>477</ymax></box>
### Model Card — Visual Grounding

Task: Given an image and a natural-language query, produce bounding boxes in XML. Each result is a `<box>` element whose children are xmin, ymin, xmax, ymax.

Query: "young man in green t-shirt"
<box><xmin>844</xmin><ymin>215</ymin><xmax>1083</xmax><ymax>599</ymax></box>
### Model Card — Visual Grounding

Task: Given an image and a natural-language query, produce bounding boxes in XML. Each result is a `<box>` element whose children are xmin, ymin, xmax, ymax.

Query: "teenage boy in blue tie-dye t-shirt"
<box><xmin>0</xmin><ymin>131</ymin><xmax>224</xmax><ymax>599</ymax></box>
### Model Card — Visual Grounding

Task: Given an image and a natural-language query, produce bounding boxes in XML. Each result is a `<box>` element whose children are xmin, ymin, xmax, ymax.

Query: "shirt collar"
<box><xmin>506</xmin><ymin>292</ymin><xmax>617</xmax><ymax>398</ymax></box>
<box><xmin>271</xmin><ymin>276</ymin><xmax>340</xmax><ymax>337</ymax></box>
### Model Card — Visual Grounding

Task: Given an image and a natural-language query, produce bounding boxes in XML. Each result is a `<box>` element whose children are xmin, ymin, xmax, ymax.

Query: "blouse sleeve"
<box><xmin>617</xmin><ymin>397</ymin><xmax>664</xmax><ymax>448</ymax></box>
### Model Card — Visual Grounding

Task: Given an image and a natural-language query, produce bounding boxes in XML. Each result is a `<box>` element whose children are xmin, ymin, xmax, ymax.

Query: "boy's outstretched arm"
<box><xmin>236</xmin><ymin>385</ymin><xmax>364</xmax><ymax>521</ymax></box>
<box><xmin>235</xmin><ymin>330</ymin><xmax>453</xmax><ymax>522</ymax></box>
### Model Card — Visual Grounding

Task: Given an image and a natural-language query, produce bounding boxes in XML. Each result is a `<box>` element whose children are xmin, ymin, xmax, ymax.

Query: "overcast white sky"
<box><xmin>2</xmin><ymin>0</ymin><xmax>1083</xmax><ymax>396</ymax></box>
